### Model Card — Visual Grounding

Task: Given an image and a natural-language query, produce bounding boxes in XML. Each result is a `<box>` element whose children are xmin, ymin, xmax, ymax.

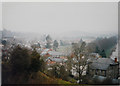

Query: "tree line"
<box><xmin>2</xmin><ymin>45</ymin><xmax>46</xmax><ymax>84</ymax></box>
<box><xmin>87</xmin><ymin>36</ymin><xmax>117</xmax><ymax>57</ymax></box>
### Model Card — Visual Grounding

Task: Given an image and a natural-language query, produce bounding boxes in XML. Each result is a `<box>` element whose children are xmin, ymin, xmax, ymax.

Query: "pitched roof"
<box><xmin>89</xmin><ymin>58</ymin><xmax>118</xmax><ymax>70</ymax></box>
<box><xmin>48</xmin><ymin>51</ymin><xmax>65</xmax><ymax>56</ymax></box>
<box><xmin>41</xmin><ymin>49</ymin><xmax>50</xmax><ymax>55</ymax></box>
<box><xmin>90</xmin><ymin>62</ymin><xmax>109</xmax><ymax>70</ymax></box>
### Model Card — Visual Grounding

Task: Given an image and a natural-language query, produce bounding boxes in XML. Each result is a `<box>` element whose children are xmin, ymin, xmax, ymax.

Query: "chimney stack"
<box><xmin>115</xmin><ymin>58</ymin><xmax>117</xmax><ymax>63</ymax></box>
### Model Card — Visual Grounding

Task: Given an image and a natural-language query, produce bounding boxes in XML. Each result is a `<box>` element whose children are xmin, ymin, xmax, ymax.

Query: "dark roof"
<box><xmin>90</xmin><ymin>62</ymin><xmax>109</xmax><ymax>70</ymax></box>
<box><xmin>89</xmin><ymin>58</ymin><xmax>118</xmax><ymax>70</ymax></box>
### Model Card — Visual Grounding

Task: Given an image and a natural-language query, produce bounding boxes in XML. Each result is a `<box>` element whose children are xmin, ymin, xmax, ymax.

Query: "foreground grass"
<box><xmin>28</xmin><ymin>71</ymin><xmax>72</xmax><ymax>84</ymax></box>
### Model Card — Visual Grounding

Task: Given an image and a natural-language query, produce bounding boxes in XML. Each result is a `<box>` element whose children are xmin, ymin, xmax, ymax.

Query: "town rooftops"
<box><xmin>41</xmin><ymin>49</ymin><xmax>67</xmax><ymax>57</ymax></box>
<box><xmin>41</xmin><ymin>49</ymin><xmax>51</xmax><ymax>56</ymax></box>
<box><xmin>48</xmin><ymin>51</ymin><xmax>66</xmax><ymax>56</ymax></box>
<box><xmin>46</xmin><ymin>57</ymin><xmax>67</xmax><ymax>63</ymax></box>
<box><xmin>89</xmin><ymin>58</ymin><xmax>118</xmax><ymax>70</ymax></box>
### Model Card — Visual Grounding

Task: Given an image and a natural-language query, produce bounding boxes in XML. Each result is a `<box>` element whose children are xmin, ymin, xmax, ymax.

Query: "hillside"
<box><xmin>27</xmin><ymin>71</ymin><xmax>72</xmax><ymax>84</ymax></box>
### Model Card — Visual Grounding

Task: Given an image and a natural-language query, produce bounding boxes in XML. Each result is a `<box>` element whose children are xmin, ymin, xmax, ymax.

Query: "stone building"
<box><xmin>87</xmin><ymin>58</ymin><xmax>119</xmax><ymax>79</ymax></box>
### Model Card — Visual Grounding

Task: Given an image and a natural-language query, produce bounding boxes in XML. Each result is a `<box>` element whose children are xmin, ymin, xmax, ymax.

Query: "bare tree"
<box><xmin>72</xmin><ymin>41</ymin><xmax>88</xmax><ymax>84</ymax></box>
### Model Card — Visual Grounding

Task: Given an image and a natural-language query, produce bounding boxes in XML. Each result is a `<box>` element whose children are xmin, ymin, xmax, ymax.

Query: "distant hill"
<box><xmin>59</xmin><ymin>30</ymin><xmax>117</xmax><ymax>40</ymax></box>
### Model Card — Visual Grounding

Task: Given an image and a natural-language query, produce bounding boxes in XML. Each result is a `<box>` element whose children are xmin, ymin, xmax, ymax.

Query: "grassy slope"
<box><xmin>28</xmin><ymin>71</ymin><xmax>72</xmax><ymax>84</ymax></box>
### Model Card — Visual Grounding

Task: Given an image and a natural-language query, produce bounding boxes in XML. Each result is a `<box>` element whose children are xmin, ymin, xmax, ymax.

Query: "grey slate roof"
<box><xmin>90</xmin><ymin>62</ymin><xmax>109</xmax><ymax>70</ymax></box>
<box><xmin>89</xmin><ymin>58</ymin><xmax>118</xmax><ymax>70</ymax></box>
<box><xmin>48</xmin><ymin>51</ymin><xmax>67</xmax><ymax>56</ymax></box>
<box><xmin>50</xmin><ymin>58</ymin><xmax>67</xmax><ymax>63</ymax></box>
<box><xmin>92</xmin><ymin>58</ymin><xmax>115</xmax><ymax>64</ymax></box>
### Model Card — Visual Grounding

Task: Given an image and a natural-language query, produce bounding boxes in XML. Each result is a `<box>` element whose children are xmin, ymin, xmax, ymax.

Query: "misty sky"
<box><xmin>2</xmin><ymin>2</ymin><xmax>118</xmax><ymax>36</ymax></box>
<box><xmin>0</xmin><ymin>2</ymin><xmax>1</xmax><ymax>85</ymax></box>
<box><xmin>0</xmin><ymin>3</ymin><xmax>2</xmax><ymax>30</ymax></box>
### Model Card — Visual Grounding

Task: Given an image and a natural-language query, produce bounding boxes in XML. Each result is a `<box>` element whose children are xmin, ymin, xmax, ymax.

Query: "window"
<box><xmin>95</xmin><ymin>70</ymin><xmax>98</xmax><ymax>75</ymax></box>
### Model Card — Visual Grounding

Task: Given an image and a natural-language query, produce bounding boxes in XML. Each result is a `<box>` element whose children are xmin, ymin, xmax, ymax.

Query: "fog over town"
<box><xmin>1</xmin><ymin>2</ymin><xmax>120</xmax><ymax>85</ymax></box>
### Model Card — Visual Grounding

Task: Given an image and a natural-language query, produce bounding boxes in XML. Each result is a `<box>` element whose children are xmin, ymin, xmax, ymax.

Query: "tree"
<box><xmin>38</xmin><ymin>43</ymin><xmax>41</xmax><ymax>48</ymax></box>
<box><xmin>60</xmin><ymin>40</ymin><xmax>64</xmax><ymax>46</ymax></box>
<box><xmin>51</xmin><ymin>65</ymin><xmax>60</xmax><ymax>78</ymax></box>
<box><xmin>39</xmin><ymin>59</ymin><xmax>46</xmax><ymax>72</ymax></box>
<box><xmin>95</xmin><ymin>46</ymin><xmax>100</xmax><ymax>53</ymax></box>
<box><xmin>86</xmin><ymin>43</ymin><xmax>96</xmax><ymax>53</ymax></box>
<box><xmin>46</xmin><ymin>42</ymin><xmax>52</xmax><ymax>49</ymax></box>
<box><xmin>66</xmin><ymin>56</ymin><xmax>72</xmax><ymax>76</ymax></box>
<box><xmin>10</xmin><ymin>45</ymin><xmax>31</xmax><ymax>74</ymax></box>
<box><xmin>73</xmin><ymin>41</ymin><xmax>88</xmax><ymax>84</ymax></box>
<box><xmin>59</xmin><ymin>65</ymin><xmax>69</xmax><ymax>80</ymax></box>
<box><xmin>46</xmin><ymin>35</ymin><xmax>52</xmax><ymax>49</ymax></box>
<box><xmin>50</xmin><ymin>65</ymin><xmax>69</xmax><ymax>80</ymax></box>
<box><xmin>31</xmin><ymin>43</ymin><xmax>41</xmax><ymax>49</ymax></box>
<box><xmin>79</xmin><ymin>38</ymin><xmax>83</xmax><ymax>44</ymax></box>
<box><xmin>53</xmin><ymin>40</ymin><xmax>59</xmax><ymax>51</ymax></box>
<box><xmin>46</xmin><ymin>35</ymin><xmax>52</xmax><ymax>43</ymax></box>
<box><xmin>92</xmin><ymin>36</ymin><xmax>117</xmax><ymax>53</ymax></box>
<box><xmin>1</xmin><ymin>39</ymin><xmax>7</xmax><ymax>46</ymax></box>
<box><xmin>30</xmin><ymin>50</ymin><xmax>45</xmax><ymax>73</ymax></box>
<box><xmin>100</xmin><ymin>49</ymin><xmax>106</xmax><ymax>58</ymax></box>
<box><xmin>30</xmin><ymin>52</ymin><xmax>40</xmax><ymax>72</ymax></box>
<box><xmin>4</xmin><ymin>46</ymin><xmax>46</xmax><ymax>84</ymax></box>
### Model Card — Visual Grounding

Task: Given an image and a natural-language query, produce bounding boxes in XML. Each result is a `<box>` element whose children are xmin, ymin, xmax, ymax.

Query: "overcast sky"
<box><xmin>0</xmin><ymin>3</ymin><xmax>2</xmax><ymax>30</ymax></box>
<box><xmin>2</xmin><ymin>2</ymin><xmax>118</xmax><ymax>36</ymax></box>
<box><xmin>0</xmin><ymin>2</ymin><xmax>2</xmax><ymax>85</ymax></box>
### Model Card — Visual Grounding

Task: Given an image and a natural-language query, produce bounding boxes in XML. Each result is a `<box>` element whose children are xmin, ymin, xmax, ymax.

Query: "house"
<box><xmin>41</xmin><ymin>49</ymin><xmax>67</xmax><ymax>58</ymax></box>
<box><xmin>89</xmin><ymin>53</ymin><xmax>101</xmax><ymax>58</ymax></box>
<box><xmin>48</xmin><ymin>51</ymin><xmax>67</xmax><ymax>58</ymax></box>
<box><xmin>87</xmin><ymin>58</ymin><xmax>119</xmax><ymax>79</ymax></box>
<box><xmin>46</xmin><ymin>57</ymin><xmax>67</xmax><ymax>65</ymax></box>
<box><xmin>40</xmin><ymin>49</ymin><xmax>52</xmax><ymax>56</ymax></box>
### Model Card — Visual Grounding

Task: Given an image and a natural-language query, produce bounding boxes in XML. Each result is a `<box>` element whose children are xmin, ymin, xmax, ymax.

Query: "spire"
<box><xmin>79</xmin><ymin>38</ymin><xmax>83</xmax><ymax>43</ymax></box>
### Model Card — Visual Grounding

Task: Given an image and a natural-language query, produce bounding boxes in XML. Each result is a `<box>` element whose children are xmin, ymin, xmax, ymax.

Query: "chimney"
<box><xmin>115</xmin><ymin>58</ymin><xmax>117</xmax><ymax>63</ymax></box>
